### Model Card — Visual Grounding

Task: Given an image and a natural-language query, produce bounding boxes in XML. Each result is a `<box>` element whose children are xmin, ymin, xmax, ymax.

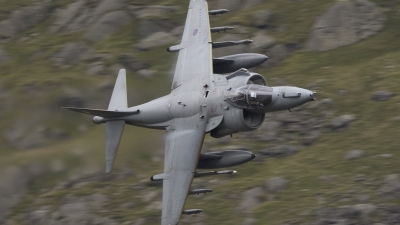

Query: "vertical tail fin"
<box><xmin>108</xmin><ymin>69</ymin><xmax>127</xmax><ymax>110</ymax></box>
<box><xmin>105</xmin><ymin>69</ymin><xmax>127</xmax><ymax>173</ymax></box>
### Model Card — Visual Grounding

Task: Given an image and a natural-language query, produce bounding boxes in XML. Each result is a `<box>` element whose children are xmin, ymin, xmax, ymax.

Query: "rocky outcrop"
<box><xmin>243</xmin><ymin>0</ymin><xmax>264</xmax><ymax>9</ymax></box>
<box><xmin>0</xmin><ymin>164</ymin><xmax>54</xmax><ymax>222</ymax></box>
<box><xmin>345</xmin><ymin>150</ymin><xmax>365</xmax><ymax>160</ymax></box>
<box><xmin>49</xmin><ymin>0</ymin><xmax>133</xmax><ymax>42</ymax></box>
<box><xmin>250</xmin><ymin>32</ymin><xmax>276</xmax><ymax>51</ymax></box>
<box><xmin>57</xmin><ymin>169</ymin><xmax>133</xmax><ymax>189</ymax></box>
<box><xmin>4</xmin><ymin>123</ymin><xmax>45</xmax><ymax>150</ymax></box>
<box><xmin>210</xmin><ymin>0</ymin><xmax>263</xmax><ymax>12</ymax></box>
<box><xmin>137</xmin><ymin>69</ymin><xmax>156</xmax><ymax>79</ymax></box>
<box><xmin>0</xmin><ymin>167</ymin><xmax>30</xmax><ymax>222</ymax></box>
<box><xmin>133</xmin><ymin>5</ymin><xmax>180</xmax><ymax>19</ymax></box>
<box><xmin>137</xmin><ymin>19</ymin><xmax>177</xmax><ymax>39</ymax></box>
<box><xmin>251</xmin><ymin>10</ymin><xmax>274</xmax><ymax>28</ymax></box>
<box><xmin>85</xmin><ymin>11</ymin><xmax>132</xmax><ymax>42</ymax></box>
<box><xmin>308</xmin><ymin>204</ymin><xmax>400</xmax><ymax>225</ymax></box>
<box><xmin>266</xmin><ymin>177</ymin><xmax>288</xmax><ymax>192</ymax></box>
<box><xmin>237</xmin><ymin>187</ymin><xmax>264</xmax><ymax>212</ymax></box>
<box><xmin>51</xmin><ymin>42</ymin><xmax>90</xmax><ymax>67</ymax></box>
<box><xmin>119</xmin><ymin>54</ymin><xmax>148</xmax><ymax>71</ymax></box>
<box><xmin>1</xmin><ymin>169</ymin><xmax>137</xmax><ymax>224</ymax></box>
<box><xmin>260</xmin><ymin>145</ymin><xmax>301</xmax><ymax>157</ymax></box>
<box><xmin>242</xmin><ymin>218</ymin><xmax>257</xmax><ymax>225</ymax></box>
<box><xmin>49</xmin><ymin>0</ymin><xmax>126</xmax><ymax>33</ymax></box>
<box><xmin>86</xmin><ymin>62</ymin><xmax>105</xmax><ymax>76</ymax></box>
<box><xmin>371</xmin><ymin>91</ymin><xmax>395</xmax><ymax>101</ymax></box>
<box><xmin>379</xmin><ymin>174</ymin><xmax>400</xmax><ymax>197</ymax></box>
<box><xmin>4</xmin><ymin>122</ymin><xmax>69</xmax><ymax>150</ymax></box>
<box><xmin>48</xmin><ymin>1</ymin><xmax>180</xmax><ymax>42</ymax></box>
<box><xmin>58</xmin><ymin>88</ymin><xmax>86</xmax><ymax>108</ymax></box>
<box><xmin>48</xmin><ymin>0</ymin><xmax>86</xmax><ymax>33</ymax></box>
<box><xmin>306</xmin><ymin>0</ymin><xmax>386</xmax><ymax>51</ymax></box>
<box><xmin>93</xmin><ymin>0</ymin><xmax>126</xmax><ymax>16</ymax></box>
<box><xmin>0</xmin><ymin>2</ymin><xmax>51</xmax><ymax>39</ymax></box>
<box><xmin>19</xmin><ymin>193</ymin><xmax>117</xmax><ymax>225</ymax></box>
<box><xmin>135</xmin><ymin>32</ymin><xmax>177</xmax><ymax>51</ymax></box>
<box><xmin>132</xmin><ymin>5</ymin><xmax>179</xmax><ymax>38</ymax></box>
<box><xmin>262</xmin><ymin>44</ymin><xmax>290</xmax><ymax>67</ymax></box>
<box><xmin>329</xmin><ymin>115</ymin><xmax>357</xmax><ymax>130</ymax></box>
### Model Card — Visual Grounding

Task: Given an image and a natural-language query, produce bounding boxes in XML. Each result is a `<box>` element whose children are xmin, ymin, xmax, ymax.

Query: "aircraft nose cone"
<box><xmin>299</xmin><ymin>88</ymin><xmax>316</xmax><ymax>102</ymax></box>
<box><xmin>279</xmin><ymin>86</ymin><xmax>315</xmax><ymax>108</ymax></box>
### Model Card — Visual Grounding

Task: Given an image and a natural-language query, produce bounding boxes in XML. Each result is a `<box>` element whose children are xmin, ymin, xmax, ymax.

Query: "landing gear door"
<box><xmin>205</xmin><ymin>115</ymin><xmax>224</xmax><ymax>132</ymax></box>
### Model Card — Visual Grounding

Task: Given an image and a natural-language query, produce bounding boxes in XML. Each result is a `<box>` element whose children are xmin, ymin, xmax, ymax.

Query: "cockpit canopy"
<box><xmin>227</xmin><ymin>85</ymin><xmax>273</xmax><ymax>109</ymax></box>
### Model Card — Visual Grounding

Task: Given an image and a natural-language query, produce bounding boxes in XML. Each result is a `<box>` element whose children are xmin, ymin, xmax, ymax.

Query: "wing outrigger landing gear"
<box><xmin>194</xmin><ymin>170</ymin><xmax>237</xmax><ymax>178</ymax></box>
<box><xmin>189</xmin><ymin>189</ymin><xmax>213</xmax><ymax>195</ymax></box>
<box><xmin>183</xmin><ymin>209</ymin><xmax>203</xmax><ymax>215</ymax></box>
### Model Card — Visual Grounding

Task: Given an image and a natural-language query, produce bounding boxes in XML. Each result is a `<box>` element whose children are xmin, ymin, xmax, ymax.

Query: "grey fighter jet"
<box><xmin>64</xmin><ymin>0</ymin><xmax>315</xmax><ymax>224</ymax></box>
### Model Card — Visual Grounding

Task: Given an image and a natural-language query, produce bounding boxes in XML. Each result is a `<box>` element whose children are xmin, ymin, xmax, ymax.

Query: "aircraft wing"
<box><xmin>160</xmin><ymin>116</ymin><xmax>207</xmax><ymax>225</ymax></box>
<box><xmin>159</xmin><ymin>1</ymin><xmax>211</xmax><ymax>224</ymax></box>
<box><xmin>170</xmin><ymin>0</ymin><xmax>212</xmax><ymax>92</ymax></box>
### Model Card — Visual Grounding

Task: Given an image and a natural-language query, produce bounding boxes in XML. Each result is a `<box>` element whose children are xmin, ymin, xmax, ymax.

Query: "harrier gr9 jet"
<box><xmin>64</xmin><ymin>0</ymin><xmax>316</xmax><ymax>224</ymax></box>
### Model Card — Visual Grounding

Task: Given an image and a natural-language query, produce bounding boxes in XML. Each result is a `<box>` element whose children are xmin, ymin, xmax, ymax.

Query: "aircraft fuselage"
<box><xmin>94</xmin><ymin>71</ymin><xmax>315</xmax><ymax>137</ymax></box>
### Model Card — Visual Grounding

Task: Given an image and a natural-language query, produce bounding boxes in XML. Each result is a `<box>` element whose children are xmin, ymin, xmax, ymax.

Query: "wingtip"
<box><xmin>106</xmin><ymin>160</ymin><xmax>114</xmax><ymax>174</ymax></box>
<box><xmin>117</xmin><ymin>68</ymin><xmax>126</xmax><ymax>76</ymax></box>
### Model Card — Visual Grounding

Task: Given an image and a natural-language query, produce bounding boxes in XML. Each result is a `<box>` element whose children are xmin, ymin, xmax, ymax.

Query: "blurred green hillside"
<box><xmin>0</xmin><ymin>0</ymin><xmax>399</xmax><ymax>225</ymax></box>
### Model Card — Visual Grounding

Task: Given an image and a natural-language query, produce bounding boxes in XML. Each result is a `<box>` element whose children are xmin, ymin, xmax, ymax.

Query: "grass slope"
<box><xmin>0</xmin><ymin>0</ymin><xmax>399</xmax><ymax>224</ymax></box>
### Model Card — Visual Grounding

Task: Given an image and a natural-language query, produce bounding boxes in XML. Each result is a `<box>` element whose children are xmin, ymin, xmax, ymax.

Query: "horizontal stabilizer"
<box><xmin>212</xmin><ymin>39</ymin><xmax>252</xmax><ymax>49</ymax></box>
<box><xmin>63</xmin><ymin>107</ymin><xmax>139</xmax><ymax>118</ymax></box>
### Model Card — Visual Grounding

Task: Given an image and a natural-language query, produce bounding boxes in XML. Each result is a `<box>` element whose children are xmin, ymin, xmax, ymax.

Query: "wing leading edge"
<box><xmin>171</xmin><ymin>0</ymin><xmax>212</xmax><ymax>91</ymax></box>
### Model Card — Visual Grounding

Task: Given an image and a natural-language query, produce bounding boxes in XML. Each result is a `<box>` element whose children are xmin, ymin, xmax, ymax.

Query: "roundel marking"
<box><xmin>193</xmin><ymin>29</ymin><xmax>198</xmax><ymax>36</ymax></box>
